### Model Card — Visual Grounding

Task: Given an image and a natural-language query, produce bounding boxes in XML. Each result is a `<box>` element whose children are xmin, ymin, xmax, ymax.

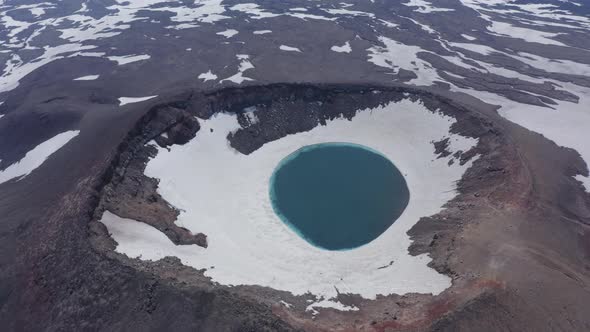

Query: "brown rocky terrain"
<box><xmin>1</xmin><ymin>0</ymin><xmax>590</xmax><ymax>330</ymax></box>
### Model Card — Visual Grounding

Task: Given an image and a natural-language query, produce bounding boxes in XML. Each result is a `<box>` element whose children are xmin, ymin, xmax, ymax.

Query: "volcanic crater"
<box><xmin>80</xmin><ymin>82</ymin><xmax>590</xmax><ymax>331</ymax></box>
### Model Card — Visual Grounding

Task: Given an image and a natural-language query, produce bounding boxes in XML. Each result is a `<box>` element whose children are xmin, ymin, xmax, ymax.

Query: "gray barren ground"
<box><xmin>1</xmin><ymin>0</ymin><xmax>590</xmax><ymax>331</ymax></box>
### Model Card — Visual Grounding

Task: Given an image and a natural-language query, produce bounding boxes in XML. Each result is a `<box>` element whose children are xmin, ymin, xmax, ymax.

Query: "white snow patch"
<box><xmin>449</xmin><ymin>42</ymin><xmax>499</xmax><ymax>55</ymax></box>
<box><xmin>324</xmin><ymin>8</ymin><xmax>375</xmax><ymax>18</ymax></box>
<box><xmin>306</xmin><ymin>299</ymin><xmax>359</xmax><ymax>315</ymax></box>
<box><xmin>402</xmin><ymin>16</ymin><xmax>436</xmax><ymax>34</ymax></box>
<box><xmin>379</xmin><ymin>19</ymin><xmax>399</xmax><ymax>28</ymax></box>
<box><xmin>168</xmin><ymin>23</ymin><xmax>201</xmax><ymax>30</ymax></box>
<box><xmin>102</xmin><ymin>99</ymin><xmax>478</xmax><ymax>309</ymax></box>
<box><xmin>118</xmin><ymin>96</ymin><xmax>158</xmax><ymax>106</ymax></box>
<box><xmin>513</xmin><ymin>52</ymin><xmax>590</xmax><ymax>77</ymax></box>
<box><xmin>253</xmin><ymin>30</ymin><xmax>272</xmax><ymax>35</ymax></box>
<box><xmin>230</xmin><ymin>3</ymin><xmax>333</xmax><ymax>21</ymax></box>
<box><xmin>331</xmin><ymin>41</ymin><xmax>352</xmax><ymax>53</ymax></box>
<box><xmin>461</xmin><ymin>34</ymin><xmax>477</xmax><ymax>41</ymax></box>
<box><xmin>229</xmin><ymin>3</ymin><xmax>280</xmax><ymax>19</ymax></box>
<box><xmin>474</xmin><ymin>56</ymin><xmax>554</xmax><ymax>87</ymax></box>
<box><xmin>451</xmin><ymin>83</ymin><xmax>590</xmax><ymax>193</ymax></box>
<box><xmin>576</xmin><ymin>175</ymin><xmax>590</xmax><ymax>193</ymax></box>
<box><xmin>107</xmin><ymin>54</ymin><xmax>151</xmax><ymax>65</ymax></box>
<box><xmin>70</xmin><ymin>51</ymin><xmax>106</xmax><ymax>58</ymax></box>
<box><xmin>243</xmin><ymin>107</ymin><xmax>259</xmax><ymax>125</ymax></box>
<box><xmin>0</xmin><ymin>131</ymin><xmax>80</xmax><ymax>185</ymax></box>
<box><xmin>279</xmin><ymin>300</ymin><xmax>293</xmax><ymax>308</ymax></box>
<box><xmin>216</xmin><ymin>29</ymin><xmax>239</xmax><ymax>38</ymax></box>
<box><xmin>367</xmin><ymin>36</ymin><xmax>439</xmax><ymax>85</ymax></box>
<box><xmin>73</xmin><ymin>75</ymin><xmax>99</xmax><ymax>81</ymax></box>
<box><xmin>0</xmin><ymin>44</ymin><xmax>98</xmax><ymax>93</ymax></box>
<box><xmin>288</xmin><ymin>12</ymin><xmax>335</xmax><ymax>21</ymax></box>
<box><xmin>496</xmin><ymin>86</ymin><xmax>590</xmax><ymax>193</ymax></box>
<box><xmin>198</xmin><ymin>70</ymin><xmax>218</xmax><ymax>82</ymax></box>
<box><xmin>487</xmin><ymin>21</ymin><xmax>566</xmax><ymax>46</ymax></box>
<box><xmin>403</xmin><ymin>0</ymin><xmax>455</xmax><ymax>13</ymax></box>
<box><xmin>279</xmin><ymin>45</ymin><xmax>302</xmax><ymax>52</ymax></box>
<box><xmin>0</xmin><ymin>0</ymin><xmax>234</xmax><ymax>93</ymax></box>
<box><xmin>444</xmin><ymin>71</ymin><xmax>467</xmax><ymax>80</ymax></box>
<box><xmin>439</xmin><ymin>55</ymin><xmax>479</xmax><ymax>71</ymax></box>
<box><xmin>169</xmin><ymin>0</ymin><xmax>229</xmax><ymax>24</ymax></box>
<box><xmin>220</xmin><ymin>54</ymin><xmax>255</xmax><ymax>84</ymax></box>
<box><xmin>459</xmin><ymin>0</ymin><xmax>590</xmax><ymax>29</ymax></box>
<box><xmin>29</xmin><ymin>7</ymin><xmax>46</xmax><ymax>17</ymax></box>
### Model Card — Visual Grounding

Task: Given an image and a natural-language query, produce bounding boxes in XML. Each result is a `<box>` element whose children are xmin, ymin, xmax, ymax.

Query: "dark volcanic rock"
<box><xmin>99</xmin><ymin>105</ymin><xmax>207</xmax><ymax>248</ymax></box>
<box><xmin>433</xmin><ymin>138</ymin><xmax>452</xmax><ymax>159</ymax></box>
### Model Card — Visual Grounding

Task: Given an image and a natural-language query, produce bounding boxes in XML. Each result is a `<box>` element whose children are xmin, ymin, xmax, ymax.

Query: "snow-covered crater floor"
<box><xmin>100</xmin><ymin>99</ymin><xmax>478</xmax><ymax>310</ymax></box>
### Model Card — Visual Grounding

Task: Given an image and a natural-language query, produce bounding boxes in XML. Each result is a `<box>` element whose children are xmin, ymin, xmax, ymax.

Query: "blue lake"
<box><xmin>269</xmin><ymin>143</ymin><xmax>410</xmax><ymax>250</ymax></box>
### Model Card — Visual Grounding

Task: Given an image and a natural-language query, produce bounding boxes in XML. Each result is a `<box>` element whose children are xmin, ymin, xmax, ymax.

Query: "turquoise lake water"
<box><xmin>269</xmin><ymin>143</ymin><xmax>410</xmax><ymax>250</ymax></box>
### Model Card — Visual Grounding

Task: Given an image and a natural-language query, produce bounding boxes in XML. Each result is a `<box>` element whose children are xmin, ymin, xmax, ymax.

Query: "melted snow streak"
<box><xmin>118</xmin><ymin>96</ymin><xmax>158</xmax><ymax>106</ymax></box>
<box><xmin>102</xmin><ymin>99</ymin><xmax>478</xmax><ymax>310</ymax></box>
<box><xmin>279</xmin><ymin>45</ymin><xmax>302</xmax><ymax>52</ymax></box>
<box><xmin>107</xmin><ymin>55</ymin><xmax>151</xmax><ymax>65</ymax></box>
<box><xmin>73</xmin><ymin>75</ymin><xmax>99</xmax><ymax>81</ymax></box>
<box><xmin>0</xmin><ymin>130</ymin><xmax>80</xmax><ymax>185</ymax></box>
